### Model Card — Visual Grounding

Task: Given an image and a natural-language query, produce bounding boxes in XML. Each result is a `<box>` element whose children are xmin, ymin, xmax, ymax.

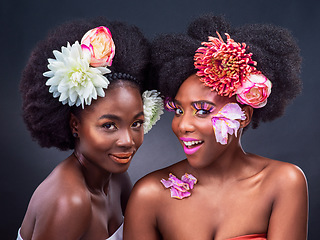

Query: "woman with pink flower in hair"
<box><xmin>17</xmin><ymin>18</ymin><xmax>163</xmax><ymax>240</ymax></box>
<box><xmin>124</xmin><ymin>15</ymin><xmax>308</xmax><ymax>240</ymax></box>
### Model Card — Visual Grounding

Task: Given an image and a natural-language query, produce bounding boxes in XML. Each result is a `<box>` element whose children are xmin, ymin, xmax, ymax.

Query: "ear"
<box><xmin>240</xmin><ymin>105</ymin><xmax>253</xmax><ymax>128</ymax></box>
<box><xmin>70</xmin><ymin>113</ymin><xmax>80</xmax><ymax>136</ymax></box>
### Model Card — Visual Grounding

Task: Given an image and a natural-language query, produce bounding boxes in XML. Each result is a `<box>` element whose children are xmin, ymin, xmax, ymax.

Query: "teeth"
<box><xmin>183</xmin><ymin>140</ymin><xmax>203</xmax><ymax>147</ymax></box>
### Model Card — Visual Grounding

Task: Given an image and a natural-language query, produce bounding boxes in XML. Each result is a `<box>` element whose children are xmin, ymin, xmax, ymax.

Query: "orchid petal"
<box><xmin>211</xmin><ymin>103</ymin><xmax>246</xmax><ymax>145</ymax></box>
<box><xmin>161</xmin><ymin>173</ymin><xmax>197</xmax><ymax>200</ymax></box>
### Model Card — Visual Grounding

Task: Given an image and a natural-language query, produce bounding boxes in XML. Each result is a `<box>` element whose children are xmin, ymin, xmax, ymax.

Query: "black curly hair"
<box><xmin>151</xmin><ymin>14</ymin><xmax>302</xmax><ymax>129</ymax></box>
<box><xmin>20</xmin><ymin>17</ymin><xmax>150</xmax><ymax>150</ymax></box>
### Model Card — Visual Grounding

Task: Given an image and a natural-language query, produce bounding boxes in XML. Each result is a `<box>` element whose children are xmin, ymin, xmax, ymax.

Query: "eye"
<box><xmin>195</xmin><ymin>109</ymin><xmax>211</xmax><ymax>116</ymax></box>
<box><xmin>192</xmin><ymin>102</ymin><xmax>215</xmax><ymax>117</ymax></box>
<box><xmin>166</xmin><ymin>101</ymin><xmax>183</xmax><ymax>116</ymax></box>
<box><xmin>102</xmin><ymin>122</ymin><xmax>117</xmax><ymax>130</ymax></box>
<box><xmin>175</xmin><ymin>108</ymin><xmax>184</xmax><ymax>116</ymax></box>
<box><xmin>131</xmin><ymin>120</ymin><xmax>144</xmax><ymax>129</ymax></box>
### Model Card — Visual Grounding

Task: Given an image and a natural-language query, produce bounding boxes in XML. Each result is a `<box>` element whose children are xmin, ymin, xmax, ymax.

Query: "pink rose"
<box><xmin>81</xmin><ymin>26</ymin><xmax>115</xmax><ymax>67</ymax></box>
<box><xmin>236</xmin><ymin>74</ymin><xmax>272</xmax><ymax>108</ymax></box>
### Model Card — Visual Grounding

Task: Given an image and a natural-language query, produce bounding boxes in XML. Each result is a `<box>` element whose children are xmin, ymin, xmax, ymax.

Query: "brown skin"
<box><xmin>124</xmin><ymin>74</ymin><xmax>308</xmax><ymax>240</ymax></box>
<box><xmin>20</xmin><ymin>81</ymin><xmax>144</xmax><ymax>240</ymax></box>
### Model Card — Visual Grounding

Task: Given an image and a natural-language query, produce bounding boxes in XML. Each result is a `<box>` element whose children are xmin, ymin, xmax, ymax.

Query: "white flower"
<box><xmin>142</xmin><ymin>90</ymin><xmax>164</xmax><ymax>134</ymax></box>
<box><xmin>43</xmin><ymin>41</ymin><xmax>111</xmax><ymax>108</ymax></box>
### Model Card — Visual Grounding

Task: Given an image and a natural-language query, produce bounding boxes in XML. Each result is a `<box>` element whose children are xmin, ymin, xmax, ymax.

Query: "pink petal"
<box><xmin>160</xmin><ymin>179</ymin><xmax>173</xmax><ymax>188</ymax></box>
<box><xmin>161</xmin><ymin>173</ymin><xmax>198</xmax><ymax>199</ymax></box>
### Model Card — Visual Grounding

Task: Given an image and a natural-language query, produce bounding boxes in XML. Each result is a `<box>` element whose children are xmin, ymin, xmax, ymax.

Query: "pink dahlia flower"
<box><xmin>81</xmin><ymin>26</ymin><xmax>115</xmax><ymax>67</ymax></box>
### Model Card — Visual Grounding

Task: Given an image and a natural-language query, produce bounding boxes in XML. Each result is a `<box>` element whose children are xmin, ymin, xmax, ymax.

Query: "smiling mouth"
<box><xmin>110</xmin><ymin>153</ymin><xmax>133</xmax><ymax>164</ymax></box>
<box><xmin>180</xmin><ymin>139</ymin><xmax>204</xmax><ymax>155</ymax></box>
<box><xmin>182</xmin><ymin>140</ymin><xmax>204</xmax><ymax>148</ymax></box>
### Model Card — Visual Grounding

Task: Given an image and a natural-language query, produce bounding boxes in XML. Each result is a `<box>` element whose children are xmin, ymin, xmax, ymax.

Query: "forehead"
<box><xmin>175</xmin><ymin>74</ymin><xmax>234</xmax><ymax>106</ymax></box>
<box><xmin>82</xmin><ymin>84</ymin><xmax>143</xmax><ymax>119</ymax></box>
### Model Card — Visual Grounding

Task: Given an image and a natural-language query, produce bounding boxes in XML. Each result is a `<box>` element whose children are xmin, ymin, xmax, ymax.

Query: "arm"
<box><xmin>267</xmin><ymin>164</ymin><xmax>308</xmax><ymax>240</ymax></box>
<box><xmin>124</xmin><ymin>176</ymin><xmax>161</xmax><ymax>240</ymax></box>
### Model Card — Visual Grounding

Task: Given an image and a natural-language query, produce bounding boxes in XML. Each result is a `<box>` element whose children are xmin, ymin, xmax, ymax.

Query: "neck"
<box><xmin>73</xmin><ymin>150</ymin><xmax>112</xmax><ymax>195</ymax></box>
<box><xmin>186</xmin><ymin>139</ymin><xmax>250</xmax><ymax>184</ymax></box>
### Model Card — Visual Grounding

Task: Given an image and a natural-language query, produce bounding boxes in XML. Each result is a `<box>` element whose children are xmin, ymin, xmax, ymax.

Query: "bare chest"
<box><xmin>157</xmin><ymin>180</ymin><xmax>272</xmax><ymax>240</ymax></box>
<box><xmin>81</xmin><ymin>193</ymin><xmax>123</xmax><ymax>240</ymax></box>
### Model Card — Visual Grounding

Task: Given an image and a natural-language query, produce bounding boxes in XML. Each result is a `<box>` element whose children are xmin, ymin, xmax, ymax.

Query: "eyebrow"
<box><xmin>173</xmin><ymin>99</ymin><xmax>215</xmax><ymax>106</ymax></box>
<box><xmin>191</xmin><ymin>100</ymin><xmax>215</xmax><ymax>106</ymax></box>
<box><xmin>173</xmin><ymin>99</ymin><xmax>181</xmax><ymax>105</ymax></box>
<box><xmin>98</xmin><ymin>111</ymin><xmax>144</xmax><ymax>121</ymax></box>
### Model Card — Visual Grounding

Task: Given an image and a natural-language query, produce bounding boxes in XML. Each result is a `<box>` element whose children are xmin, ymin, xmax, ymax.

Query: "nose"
<box><xmin>117</xmin><ymin>128</ymin><xmax>134</xmax><ymax>148</ymax></box>
<box><xmin>177</xmin><ymin>113</ymin><xmax>195</xmax><ymax>134</ymax></box>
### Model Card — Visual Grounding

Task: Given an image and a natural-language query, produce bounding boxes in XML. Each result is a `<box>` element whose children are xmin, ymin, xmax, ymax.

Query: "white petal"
<box><xmin>96</xmin><ymin>87</ymin><xmax>105</xmax><ymax>97</ymax></box>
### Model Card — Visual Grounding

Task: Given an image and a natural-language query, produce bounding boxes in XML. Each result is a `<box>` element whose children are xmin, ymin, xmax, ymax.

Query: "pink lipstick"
<box><xmin>180</xmin><ymin>137</ymin><xmax>203</xmax><ymax>155</ymax></box>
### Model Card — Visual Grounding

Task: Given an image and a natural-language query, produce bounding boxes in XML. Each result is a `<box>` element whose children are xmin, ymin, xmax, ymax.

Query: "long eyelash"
<box><xmin>165</xmin><ymin>101</ymin><xmax>177</xmax><ymax>112</ymax></box>
<box><xmin>192</xmin><ymin>102</ymin><xmax>214</xmax><ymax>113</ymax></box>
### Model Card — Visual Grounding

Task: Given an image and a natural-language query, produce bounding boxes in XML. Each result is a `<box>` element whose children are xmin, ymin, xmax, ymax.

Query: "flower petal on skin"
<box><xmin>211</xmin><ymin>103</ymin><xmax>246</xmax><ymax>145</ymax></box>
<box><xmin>181</xmin><ymin>173</ymin><xmax>198</xmax><ymax>189</ymax></box>
<box><xmin>170</xmin><ymin>187</ymin><xmax>191</xmax><ymax>199</ymax></box>
<box><xmin>161</xmin><ymin>173</ymin><xmax>197</xmax><ymax>199</ymax></box>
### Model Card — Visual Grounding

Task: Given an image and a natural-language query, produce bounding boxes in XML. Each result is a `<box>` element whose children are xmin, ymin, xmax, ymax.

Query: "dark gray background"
<box><xmin>1</xmin><ymin>0</ymin><xmax>319</xmax><ymax>239</ymax></box>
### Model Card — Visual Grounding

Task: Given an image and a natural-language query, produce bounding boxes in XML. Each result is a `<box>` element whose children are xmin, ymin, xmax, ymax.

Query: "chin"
<box><xmin>186</xmin><ymin>156</ymin><xmax>210</xmax><ymax>169</ymax></box>
<box><xmin>112</xmin><ymin>164</ymin><xmax>131</xmax><ymax>174</ymax></box>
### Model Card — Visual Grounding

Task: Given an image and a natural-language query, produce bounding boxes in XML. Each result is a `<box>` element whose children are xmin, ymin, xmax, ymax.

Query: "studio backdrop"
<box><xmin>1</xmin><ymin>0</ymin><xmax>319</xmax><ymax>239</ymax></box>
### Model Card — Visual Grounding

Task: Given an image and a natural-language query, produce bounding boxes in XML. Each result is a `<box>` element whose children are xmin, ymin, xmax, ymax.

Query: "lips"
<box><xmin>180</xmin><ymin>137</ymin><xmax>204</xmax><ymax>155</ymax></box>
<box><xmin>110</xmin><ymin>152</ymin><xmax>133</xmax><ymax>164</ymax></box>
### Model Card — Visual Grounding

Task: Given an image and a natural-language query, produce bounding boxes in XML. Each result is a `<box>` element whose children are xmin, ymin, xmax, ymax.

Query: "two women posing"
<box><xmin>18</xmin><ymin>15</ymin><xmax>308</xmax><ymax>240</ymax></box>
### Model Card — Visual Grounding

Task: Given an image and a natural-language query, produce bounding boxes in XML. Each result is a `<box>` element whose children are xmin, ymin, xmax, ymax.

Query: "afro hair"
<box><xmin>151</xmin><ymin>14</ymin><xmax>302</xmax><ymax>129</ymax></box>
<box><xmin>20</xmin><ymin>17</ymin><xmax>150</xmax><ymax>150</ymax></box>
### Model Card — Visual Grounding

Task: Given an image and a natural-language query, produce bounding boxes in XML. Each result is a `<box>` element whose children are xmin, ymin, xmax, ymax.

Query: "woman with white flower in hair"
<box><xmin>18</xmin><ymin>17</ymin><xmax>163</xmax><ymax>240</ymax></box>
<box><xmin>124</xmin><ymin>15</ymin><xmax>308</xmax><ymax>240</ymax></box>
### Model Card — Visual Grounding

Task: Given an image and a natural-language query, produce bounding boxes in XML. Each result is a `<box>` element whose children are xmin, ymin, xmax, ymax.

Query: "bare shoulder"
<box><xmin>124</xmin><ymin>163</ymin><xmax>182</xmax><ymax>231</ymax></box>
<box><xmin>31</xmin><ymin>159</ymin><xmax>92</xmax><ymax>222</ymax></box>
<box><xmin>131</xmin><ymin>169</ymin><xmax>168</xmax><ymax>201</ymax></box>
<box><xmin>267</xmin><ymin>160</ymin><xmax>307</xmax><ymax>185</ymax></box>
<box><xmin>130</xmin><ymin>160</ymin><xmax>186</xmax><ymax>201</ymax></box>
<box><xmin>262</xmin><ymin>159</ymin><xmax>308</xmax><ymax>197</ymax></box>
<box><xmin>21</xmin><ymin>158</ymin><xmax>92</xmax><ymax>238</ymax></box>
<box><xmin>261</xmin><ymin>160</ymin><xmax>308</xmax><ymax>239</ymax></box>
<box><xmin>124</xmin><ymin>163</ymin><xmax>183</xmax><ymax>240</ymax></box>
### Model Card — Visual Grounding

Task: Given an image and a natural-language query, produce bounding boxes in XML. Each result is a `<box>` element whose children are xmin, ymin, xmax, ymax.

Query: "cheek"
<box><xmin>79</xmin><ymin>128</ymin><xmax>112</xmax><ymax>151</ymax></box>
<box><xmin>134</xmin><ymin>132</ymin><xmax>144</xmax><ymax>149</ymax></box>
<box><xmin>199</xmin><ymin>119</ymin><xmax>214</xmax><ymax>135</ymax></box>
